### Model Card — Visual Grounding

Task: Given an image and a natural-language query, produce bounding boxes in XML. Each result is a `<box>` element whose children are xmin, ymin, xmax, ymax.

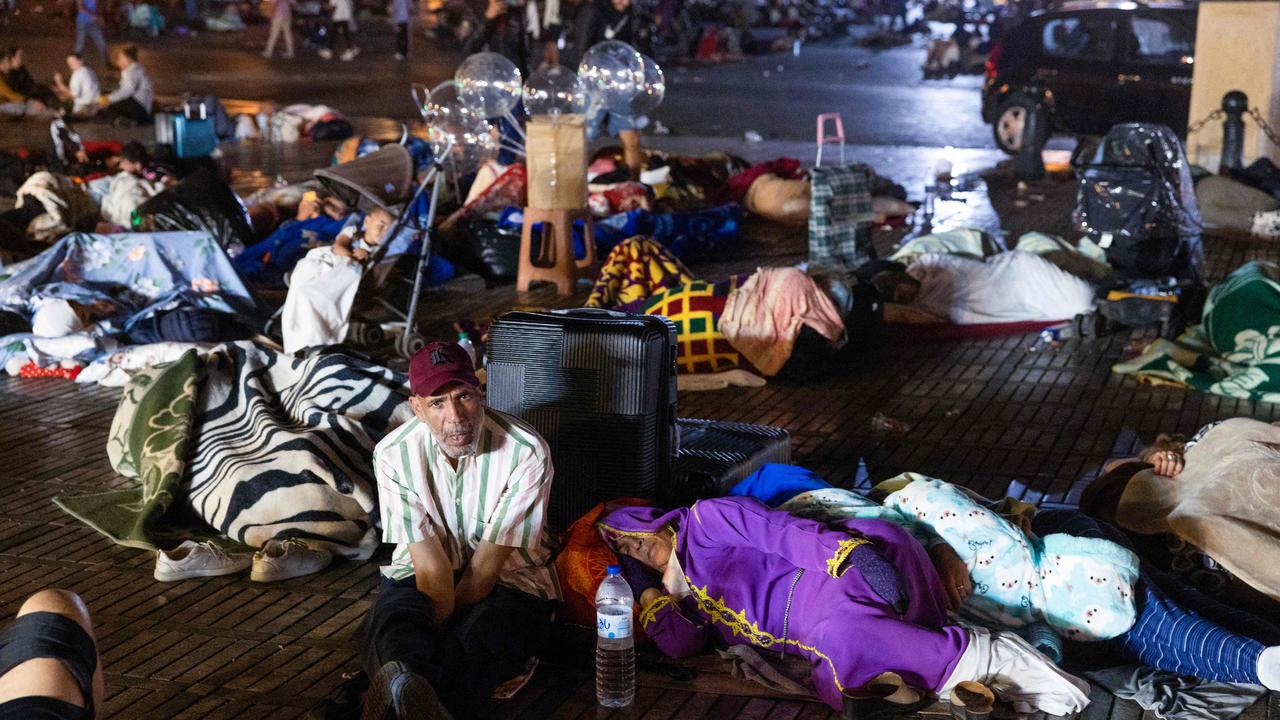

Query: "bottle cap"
<box><xmin>606</xmin><ymin>564</ymin><xmax>621</xmax><ymax>575</ymax></box>
<box><xmin>457</xmin><ymin>331</ymin><xmax>468</xmax><ymax>340</ymax></box>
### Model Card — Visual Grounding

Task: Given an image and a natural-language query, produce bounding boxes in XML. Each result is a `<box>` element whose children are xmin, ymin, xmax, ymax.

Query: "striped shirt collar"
<box><xmin>374</xmin><ymin>407</ymin><xmax>561</xmax><ymax>600</ymax></box>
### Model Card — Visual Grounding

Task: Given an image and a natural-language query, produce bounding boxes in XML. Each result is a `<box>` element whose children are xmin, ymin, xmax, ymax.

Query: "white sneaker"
<box><xmin>318</xmin><ymin>48</ymin><xmax>333</xmax><ymax>59</ymax></box>
<box><xmin>251</xmin><ymin>539</ymin><xmax>332</xmax><ymax>582</ymax></box>
<box><xmin>340</xmin><ymin>47</ymin><xmax>358</xmax><ymax>61</ymax></box>
<box><xmin>154</xmin><ymin>540</ymin><xmax>252</xmax><ymax>582</ymax></box>
<box><xmin>394</xmin><ymin>52</ymin><xmax>405</xmax><ymax>60</ymax></box>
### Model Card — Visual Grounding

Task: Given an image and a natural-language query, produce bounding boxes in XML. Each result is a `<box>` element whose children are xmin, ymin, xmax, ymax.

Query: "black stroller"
<box><xmin>1073</xmin><ymin>123</ymin><xmax>1205</xmax><ymax>336</ymax></box>
<box><xmin>312</xmin><ymin>142</ymin><xmax>446</xmax><ymax>357</ymax></box>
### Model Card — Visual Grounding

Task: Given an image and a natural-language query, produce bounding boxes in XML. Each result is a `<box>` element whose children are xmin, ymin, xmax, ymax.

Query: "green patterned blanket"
<box><xmin>1113</xmin><ymin>261</ymin><xmax>1280</xmax><ymax>402</ymax></box>
<box><xmin>55</xmin><ymin>351</ymin><xmax>201</xmax><ymax>550</ymax></box>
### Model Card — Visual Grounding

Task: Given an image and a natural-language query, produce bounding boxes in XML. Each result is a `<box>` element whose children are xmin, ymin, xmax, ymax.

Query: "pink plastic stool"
<box><xmin>816</xmin><ymin>112</ymin><xmax>846</xmax><ymax>167</ymax></box>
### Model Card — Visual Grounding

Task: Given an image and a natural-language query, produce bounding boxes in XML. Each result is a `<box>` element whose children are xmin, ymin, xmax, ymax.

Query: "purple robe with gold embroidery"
<box><xmin>599</xmin><ymin>497</ymin><xmax>968</xmax><ymax>710</ymax></box>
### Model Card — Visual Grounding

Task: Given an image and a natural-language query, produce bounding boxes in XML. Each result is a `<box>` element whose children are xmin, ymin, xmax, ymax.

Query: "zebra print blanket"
<box><xmin>58</xmin><ymin>341</ymin><xmax>413</xmax><ymax>559</ymax></box>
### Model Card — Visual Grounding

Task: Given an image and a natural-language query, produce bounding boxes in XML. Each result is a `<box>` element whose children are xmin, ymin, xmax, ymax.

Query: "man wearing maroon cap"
<box><xmin>347</xmin><ymin>341</ymin><xmax>559</xmax><ymax>720</ymax></box>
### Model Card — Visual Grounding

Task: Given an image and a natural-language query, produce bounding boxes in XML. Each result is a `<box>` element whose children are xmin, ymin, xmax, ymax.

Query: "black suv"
<box><xmin>981</xmin><ymin>0</ymin><xmax>1197</xmax><ymax>154</ymax></box>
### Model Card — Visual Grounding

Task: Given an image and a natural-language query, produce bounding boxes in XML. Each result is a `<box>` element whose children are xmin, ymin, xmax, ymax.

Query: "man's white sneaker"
<box><xmin>318</xmin><ymin>48</ymin><xmax>334</xmax><ymax>60</ymax></box>
<box><xmin>251</xmin><ymin>539</ymin><xmax>332</xmax><ymax>582</ymax></box>
<box><xmin>394</xmin><ymin>52</ymin><xmax>405</xmax><ymax>60</ymax></box>
<box><xmin>340</xmin><ymin>47</ymin><xmax>358</xmax><ymax>61</ymax></box>
<box><xmin>154</xmin><ymin>540</ymin><xmax>252</xmax><ymax>582</ymax></box>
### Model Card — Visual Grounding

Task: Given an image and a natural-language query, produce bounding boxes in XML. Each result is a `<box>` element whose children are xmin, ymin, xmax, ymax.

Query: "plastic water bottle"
<box><xmin>595</xmin><ymin>565</ymin><xmax>635</xmax><ymax>707</ymax></box>
<box><xmin>456</xmin><ymin>332</ymin><xmax>477</xmax><ymax>367</ymax></box>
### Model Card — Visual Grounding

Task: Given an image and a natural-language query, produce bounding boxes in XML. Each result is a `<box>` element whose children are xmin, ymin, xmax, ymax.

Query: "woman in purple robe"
<box><xmin>598</xmin><ymin>497</ymin><xmax>1091</xmax><ymax>714</ymax></box>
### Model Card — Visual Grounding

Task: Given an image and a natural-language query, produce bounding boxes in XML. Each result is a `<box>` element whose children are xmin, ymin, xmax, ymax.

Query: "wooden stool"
<box><xmin>517</xmin><ymin>207</ymin><xmax>598</xmax><ymax>295</ymax></box>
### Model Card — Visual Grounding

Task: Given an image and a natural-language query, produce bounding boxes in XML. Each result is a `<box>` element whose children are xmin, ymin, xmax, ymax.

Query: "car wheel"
<box><xmin>993</xmin><ymin>94</ymin><xmax>1035</xmax><ymax>155</ymax></box>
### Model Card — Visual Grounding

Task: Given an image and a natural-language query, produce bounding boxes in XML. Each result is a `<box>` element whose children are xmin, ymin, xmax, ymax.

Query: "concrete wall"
<box><xmin>1187</xmin><ymin>1</ymin><xmax>1280</xmax><ymax>169</ymax></box>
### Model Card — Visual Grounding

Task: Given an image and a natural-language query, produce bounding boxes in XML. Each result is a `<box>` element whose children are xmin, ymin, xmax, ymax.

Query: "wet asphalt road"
<box><xmin>2</xmin><ymin>13</ymin><xmax>993</xmax><ymax>148</ymax></box>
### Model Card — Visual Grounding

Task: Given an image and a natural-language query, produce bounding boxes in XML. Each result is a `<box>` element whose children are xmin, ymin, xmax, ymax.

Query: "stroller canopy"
<box><xmin>315</xmin><ymin>144</ymin><xmax>414</xmax><ymax>213</ymax></box>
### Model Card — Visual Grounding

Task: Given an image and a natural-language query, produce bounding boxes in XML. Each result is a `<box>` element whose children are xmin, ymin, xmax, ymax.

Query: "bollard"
<box><xmin>1014</xmin><ymin>83</ymin><xmax>1047</xmax><ymax>182</ymax></box>
<box><xmin>1220</xmin><ymin>90</ymin><xmax>1248</xmax><ymax>173</ymax></box>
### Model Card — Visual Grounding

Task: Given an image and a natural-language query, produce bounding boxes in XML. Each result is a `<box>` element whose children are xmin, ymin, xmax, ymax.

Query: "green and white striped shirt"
<box><xmin>373</xmin><ymin>408</ymin><xmax>561</xmax><ymax>600</ymax></box>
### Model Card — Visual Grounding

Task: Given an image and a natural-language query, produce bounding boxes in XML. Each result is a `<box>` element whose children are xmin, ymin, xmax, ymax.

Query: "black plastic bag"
<box><xmin>475</xmin><ymin>220</ymin><xmax>521</xmax><ymax>279</ymax></box>
<box><xmin>132</xmin><ymin>167</ymin><xmax>254</xmax><ymax>252</ymax></box>
<box><xmin>1231</xmin><ymin>158</ymin><xmax>1280</xmax><ymax>201</ymax></box>
<box><xmin>437</xmin><ymin>220</ymin><xmax>522</xmax><ymax>281</ymax></box>
<box><xmin>0</xmin><ymin>150</ymin><xmax>27</xmax><ymax>198</ymax></box>
<box><xmin>310</xmin><ymin>118</ymin><xmax>354</xmax><ymax>141</ymax></box>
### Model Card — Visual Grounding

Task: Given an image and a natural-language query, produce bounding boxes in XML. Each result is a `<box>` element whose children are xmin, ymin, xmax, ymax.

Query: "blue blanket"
<box><xmin>235</xmin><ymin>216</ymin><xmax>351</xmax><ymax>288</ymax></box>
<box><xmin>0</xmin><ymin>231</ymin><xmax>262</xmax><ymax>365</ymax></box>
<box><xmin>236</xmin><ymin>201</ymin><xmax>455</xmax><ymax>290</ymax></box>
<box><xmin>497</xmin><ymin>203</ymin><xmax>742</xmax><ymax>260</ymax></box>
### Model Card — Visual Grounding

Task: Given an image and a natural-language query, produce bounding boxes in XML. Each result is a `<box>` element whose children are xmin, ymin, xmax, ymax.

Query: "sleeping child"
<box><xmin>281</xmin><ymin>206</ymin><xmax>393</xmax><ymax>354</ymax></box>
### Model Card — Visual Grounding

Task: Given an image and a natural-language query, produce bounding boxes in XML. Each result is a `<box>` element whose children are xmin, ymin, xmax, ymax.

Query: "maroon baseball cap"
<box><xmin>409</xmin><ymin>341</ymin><xmax>480</xmax><ymax>397</ymax></box>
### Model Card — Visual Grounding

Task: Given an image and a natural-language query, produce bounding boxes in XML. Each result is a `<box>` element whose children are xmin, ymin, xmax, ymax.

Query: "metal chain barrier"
<box><xmin>1248</xmin><ymin>108</ymin><xmax>1280</xmax><ymax>147</ymax></box>
<box><xmin>1187</xmin><ymin>106</ymin><xmax>1280</xmax><ymax>146</ymax></box>
<box><xmin>1186</xmin><ymin>109</ymin><xmax>1224</xmax><ymax>135</ymax></box>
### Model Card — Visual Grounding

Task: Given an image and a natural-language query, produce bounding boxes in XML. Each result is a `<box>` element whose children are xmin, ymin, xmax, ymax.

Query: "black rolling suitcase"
<box><xmin>666</xmin><ymin>419</ymin><xmax>791</xmax><ymax>505</ymax></box>
<box><xmin>486</xmin><ymin>309</ymin><xmax>678</xmax><ymax>529</ymax></box>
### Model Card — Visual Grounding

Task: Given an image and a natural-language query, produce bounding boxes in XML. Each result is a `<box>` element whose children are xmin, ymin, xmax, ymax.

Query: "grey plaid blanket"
<box><xmin>808</xmin><ymin>164</ymin><xmax>875</xmax><ymax>272</ymax></box>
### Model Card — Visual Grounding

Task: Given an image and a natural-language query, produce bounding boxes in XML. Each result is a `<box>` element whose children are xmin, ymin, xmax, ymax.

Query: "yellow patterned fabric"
<box><xmin>585</xmin><ymin>237</ymin><xmax>694</xmax><ymax>309</ymax></box>
<box><xmin>826</xmin><ymin>538</ymin><xmax>869</xmax><ymax>578</ymax></box>
<box><xmin>642</xmin><ymin>278</ymin><xmax>749</xmax><ymax>374</ymax></box>
<box><xmin>686</xmin><ymin>580</ymin><xmax>845</xmax><ymax>694</ymax></box>
<box><xmin>639</xmin><ymin>594</ymin><xmax>675</xmax><ymax>627</ymax></box>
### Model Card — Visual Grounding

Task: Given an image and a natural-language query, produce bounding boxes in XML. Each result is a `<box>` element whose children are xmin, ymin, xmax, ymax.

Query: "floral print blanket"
<box><xmin>1114</xmin><ymin>261</ymin><xmax>1280</xmax><ymax>402</ymax></box>
<box><xmin>0</xmin><ymin>231</ymin><xmax>261</xmax><ymax>368</ymax></box>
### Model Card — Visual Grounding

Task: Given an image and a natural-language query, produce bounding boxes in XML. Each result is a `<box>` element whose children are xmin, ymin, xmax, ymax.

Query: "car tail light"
<box><xmin>985</xmin><ymin>41</ymin><xmax>1003</xmax><ymax>81</ymax></box>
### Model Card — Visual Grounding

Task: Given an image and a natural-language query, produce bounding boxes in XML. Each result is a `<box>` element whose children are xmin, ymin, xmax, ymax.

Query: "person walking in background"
<box><xmin>318</xmin><ymin>0</ymin><xmax>359</xmax><ymax>61</ymax></box>
<box><xmin>575</xmin><ymin>0</ymin><xmax>646</xmax><ymax>178</ymax></box>
<box><xmin>468</xmin><ymin>0</ymin><xmax>533</xmax><ymax>77</ymax></box>
<box><xmin>263</xmin><ymin>0</ymin><xmax>296</xmax><ymax>58</ymax></box>
<box><xmin>74</xmin><ymin>0</ymin><xmax>109</xmax><ymax>69</ymax></box>
<box><xmin>53</xmin><ymin>52</ymin><xmax>101</xmax><ymax>117</ymax></box>
<box><xmin>98</xmin><ymin>45</ymin><xmax>153</xmax><ymax>125</ymax></box>
<box><xmin>390</xmin><ymin>0</ymin><xmax>412</xmax><ymax>60</ymax></box>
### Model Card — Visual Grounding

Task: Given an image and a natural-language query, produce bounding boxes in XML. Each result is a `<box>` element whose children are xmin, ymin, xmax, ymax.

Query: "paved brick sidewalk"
<box><xmin>0</xmin><ymin>124</ymin><xmax>1276</xmax><ymax>716</ymax></box>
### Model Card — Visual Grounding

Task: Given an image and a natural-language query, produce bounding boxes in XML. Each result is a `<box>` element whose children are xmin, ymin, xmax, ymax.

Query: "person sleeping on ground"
<box><xmin>870</xmin><ymin>250</ymin><xmax>1097</xmax><ymax>325</ymax></box>
<box><xmin>280</xmin><ymin>206</ymin><xmax>393</xmax><ymax>354</ymax></box>
<box><xmin>598</xmin><ymin>497</ymin><xmax>1092</xmax><ymax>716</ymax></box>
<box><xmin>1081</xmin><ymin>417</ymin><xmax>1280</xmax><ymax>619</ymax></box>
<box><xmin>1113</xmin><ymin>261</ymin><xmax>1280</xmax><ymax>402</ymax></box>
<box><xmin>752</xmin><ymin>467</ymin><xmax>1280</xmax><ymax>692</ymax></box>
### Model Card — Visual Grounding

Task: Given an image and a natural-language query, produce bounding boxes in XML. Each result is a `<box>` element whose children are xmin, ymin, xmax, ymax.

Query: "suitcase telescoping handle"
<box><xmin>184</xmin><ymin>101</ymin><xmax>208</xmax><ymax>121</ymax></box>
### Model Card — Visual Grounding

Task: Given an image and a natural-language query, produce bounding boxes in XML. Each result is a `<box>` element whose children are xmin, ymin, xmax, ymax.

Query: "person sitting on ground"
<box><xmin>98</xmin><ymin>45</ymin><xmax>153</xmax><ymax>126</ymax></box>
<box><xmin>3</xmin><ymin>48</ymin><xmax>58</xmax><ymax>108</ymax></box>
<box><xmin>0</xmin><ymin>51</ymin><xmax>46</xmax><ymax>113</ymax></box>
<box><xmin>576</xmin><ymin>0</ymin><xmax>647</xmax><ymax>179</ymax></box>
<box><xmin>52</xmin><ymin>53</ymin><xmax>100</xmax><ymax>118</ymax></box>
<box><xmin>325</xmin><ymin>341</ymin><xmax>557</xmax><ymax>720</ymax></box>
<box><xmin>279</xmin><ymin>206</ymin><xmax>393</xmax><ymax>354</ymax></box>
<box><xmin>599</xmin><ymin>497</ymin><xmax>1092</xmax><ymax>716</ymax></box>
<box><xmin>0</xmin><ymin>589</ymin><xmax>104</xmax><ymax>720</ymax></box>
<box><xmin>871</xmin><ymin>250</ymin><xmax>1096</xmax><ymax>325</ymax></box>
